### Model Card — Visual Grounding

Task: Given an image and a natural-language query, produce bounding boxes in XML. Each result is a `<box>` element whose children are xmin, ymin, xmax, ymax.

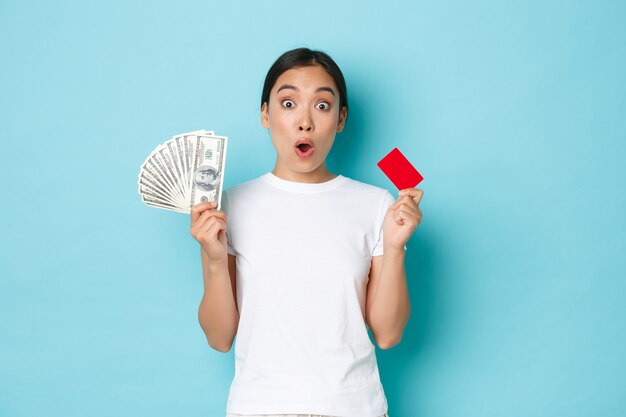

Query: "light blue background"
<box><xmin>1</xmin><ymin>1</ymin><xmax>625</xmax><ymax>416</ymax></box>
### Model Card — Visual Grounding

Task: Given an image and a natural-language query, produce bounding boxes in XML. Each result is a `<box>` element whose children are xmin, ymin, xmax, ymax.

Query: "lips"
<box><xmin>295</xmin><ymin>138</ymin><xmax>314</xmax><ymax>158</ymax></box>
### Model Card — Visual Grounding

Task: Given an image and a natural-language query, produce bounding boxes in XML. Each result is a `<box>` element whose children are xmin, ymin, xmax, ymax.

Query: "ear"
<box><xmin>261</xmin><ymin>102</ymin><xmax>270</xmax><ymax>128</ymax></box>
<box><xmin>336</xmin><ymin>106</ymin><xmax>348</xmax><ymax>132</ymax></box>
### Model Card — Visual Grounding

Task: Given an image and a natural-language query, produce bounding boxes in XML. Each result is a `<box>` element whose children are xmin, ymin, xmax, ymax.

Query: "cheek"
<box><xmin>317</xmin><ymin>113</ymin><xmax>340</xmax><ymax>132</ymax></box>
<box><xmin>268</xmin><ymin>111</ymin><xmax>293</xmax><ymax>131</ymax></box>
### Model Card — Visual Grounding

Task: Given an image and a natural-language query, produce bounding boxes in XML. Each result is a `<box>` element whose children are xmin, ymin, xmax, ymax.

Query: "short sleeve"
<box><xmin>372</xmin><ymin>190</ymin><xmax>400</xmax><ymax>256</ymax></box>
<box><xmin>220</xmin><ymin>190</ymin><xmax>237</xmax><ymax>256</ymax></box>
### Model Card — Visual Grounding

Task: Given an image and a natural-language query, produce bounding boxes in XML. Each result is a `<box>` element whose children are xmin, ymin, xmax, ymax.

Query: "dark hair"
<box><xmin>261</xmin><ymin>47</ymin><xmax>348</xmax><ymax>112</ymax></box>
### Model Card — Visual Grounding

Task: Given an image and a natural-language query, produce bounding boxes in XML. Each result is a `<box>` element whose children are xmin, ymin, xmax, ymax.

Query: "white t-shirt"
<box><xmin>222</xmin><ymin>172</ymin><xmax>397</xmax><ymax>417</ymax></box>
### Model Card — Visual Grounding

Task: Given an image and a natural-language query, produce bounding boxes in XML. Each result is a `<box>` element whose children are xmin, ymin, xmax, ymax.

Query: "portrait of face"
<box><xmin>193</xmin><ymin>166</ymin><xmax>219</xmax><ymax>191</ymax></box>
<box><xmin>261</xmin><ymin>64</ymin><xmax>347</xmax><ymax>183</ymax></box>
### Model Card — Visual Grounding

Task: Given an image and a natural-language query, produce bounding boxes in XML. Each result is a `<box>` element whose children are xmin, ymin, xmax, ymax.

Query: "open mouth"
<box><xmin>295</xmin><ymin>142</ymin><xmax>314</xmax><ymax>158</ymax></box>
<box><xmin>297</xmin><ymin>143</ymin><xmax>312</xmax><ymax>152</ymax></box>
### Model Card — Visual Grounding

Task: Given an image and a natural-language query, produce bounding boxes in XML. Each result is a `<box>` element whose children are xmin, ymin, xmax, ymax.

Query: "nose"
<box><xmin>298</xmin><ymin>109</ymin><xmax>313</xmax><ymax>132</ymax></box>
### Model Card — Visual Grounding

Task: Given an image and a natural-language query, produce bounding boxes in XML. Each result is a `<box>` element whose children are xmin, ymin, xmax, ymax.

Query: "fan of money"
<box><xmin>137</xmin><ymin>129</ymin><xmax>228</xmax><ymax>214</ymax></box>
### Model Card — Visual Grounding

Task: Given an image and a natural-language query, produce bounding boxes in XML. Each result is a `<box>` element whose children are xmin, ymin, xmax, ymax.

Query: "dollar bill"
<box><xmin>189</xmin><ymin>134</ymin><xmax>228</xmax><ymax>212</ymax></box>
<box><xmin>137</xmin><ymin>130</ymin><xmax>227</xmax><ymax>214</ymax></box>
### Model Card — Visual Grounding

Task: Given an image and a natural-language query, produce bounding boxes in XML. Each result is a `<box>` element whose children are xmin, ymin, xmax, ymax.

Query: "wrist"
<box><xmin>208</xmin><ymin>257</ymin><xmax>228</xmax><ymax>271</ymax></box>
<box><xmin>384</xmin><ymin>244</ymin><xmax>407</xmax><ymax>259</ymax></box>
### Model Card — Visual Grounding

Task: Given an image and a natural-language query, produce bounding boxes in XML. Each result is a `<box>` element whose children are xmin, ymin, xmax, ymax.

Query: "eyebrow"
<box><xmin>276</xmin><ymin>84</ymin><xmax>336</xmax><ymax>96</ymax></box>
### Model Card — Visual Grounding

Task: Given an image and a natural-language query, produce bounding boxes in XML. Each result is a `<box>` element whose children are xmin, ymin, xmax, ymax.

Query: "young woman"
<box><xmin>190</xmin><ymin>48</ymin><xmax>423</xmax><ymax>417</ymax></box>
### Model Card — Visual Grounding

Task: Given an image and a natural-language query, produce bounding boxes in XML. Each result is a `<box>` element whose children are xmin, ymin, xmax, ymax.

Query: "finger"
<box><xmin>193</xmin><ymin>211</ymin><xmax>214</xmax><ymax>234</ymax></box>
<box><xmin>193</xmin><ymin>210</ymin><xmax>215</xmax><ymax>231</ymax></box>
<box><xmin>400</xmin><ymin>195</ymin><xmax>417</xmax><ymax>207</ymax></box>
<box><xmin>195</xmin><ymin>217</ymin><xmax>224</xmax><ymax>242</ymax></box>
<box><xmin>393</xmin><ymin>196</ymin><xmax>417</xmax><ymax>210</ymax></box>
<box><xmin>398</xmin><ymin>205</ymin><xmax>422</xmax><ymax>220</ymax></box>
<box><xmin>201</xmin><ymin>218</ymin><xmax>227</xmax><ymax>242</ymax></box>
<box><xmin>203</xmin><ymin>217</ymin><xmax>225</xmax><ymax>233</ymax></box>
<box><xmin>397</xmin><ymin>200</ymin><xmax>420</xmax><ymax>216</ymax></box>
<box><xmin>394</xmin><ymin>209</ymin><xmax>418</xmax><ymax>228</ymax></box>
<box><xmin>198</xmin><ymin>211</ymin><xmax>227</xmax><ymax>231</ymax></box>
<box><xmin>190</xmin><ymin>201</ymin><xmax>218</xmax><ymax>222</ymax></box>
<box><xmin>190</xmin><ymin>201</ymin><xmax>217</xmax><ymax>215</ymax></box>
<box><xmin>398</xmin><ymin>188</ymin><xmax>423</xmax><ymax>199</ymax></box>
<box><xmin>192</xmin><ymin>210</ymin><xmax>227</xmax><ymax>235</ymax></box>
<box><xmin>399</xmin><ymin>188</ymin><xmax>424</xmax><ymax>206</ymax></box>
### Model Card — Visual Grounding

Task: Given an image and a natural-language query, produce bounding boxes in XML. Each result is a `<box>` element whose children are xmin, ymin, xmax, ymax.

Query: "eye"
<box><xmin>281</xmin><ymin>99</ymin><xmax>295</xmax><ymax>108</ymax></box>
<box><xmin>315</xmin><ymin>101</ymin><xmax>330</xmax><ymax>111</ymax></box>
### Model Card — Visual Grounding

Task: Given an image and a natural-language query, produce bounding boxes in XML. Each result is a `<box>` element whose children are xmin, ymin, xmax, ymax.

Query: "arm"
<box><xmin>197</xmin><ymin>253</ymin><xmax>239</xmax><ymax>352</ymax></box>
<box><xmin>366</xmin><ymin>187</ymin><xmax>424</xmax><ymax>350</ymax></box>
<box><xmin>190</xmin><ymin>201</ymin><xmax>239</xmax><ymax>353</ymax></box>
<box><xmin>365</xmin><ymin>250</ymin><xmax>410</xmax><ymax>350</ymax></box>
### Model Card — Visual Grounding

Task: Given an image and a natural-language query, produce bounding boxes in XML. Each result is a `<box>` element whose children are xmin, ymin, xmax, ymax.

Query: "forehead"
<box><xmin>272</xmin><ymin>65</ymin><xmax>338</xmax><ymax>93</ymax></box>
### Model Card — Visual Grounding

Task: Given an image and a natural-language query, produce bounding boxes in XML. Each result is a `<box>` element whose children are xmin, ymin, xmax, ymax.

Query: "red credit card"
<box><xmin>377</xmin><ymin>148</ymin><xmax>424</xmax><ymax>190</ymax></box>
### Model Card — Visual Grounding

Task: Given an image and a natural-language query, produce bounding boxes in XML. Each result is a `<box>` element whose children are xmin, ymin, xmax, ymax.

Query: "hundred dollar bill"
<box><xmin>137</xmin><ymin>130</ymin><xmax>226</xmax><ymax>214</ymax></box>
<box><xmin>189</xmin><ymin>134</ymin><xmax>228</xmax><ymax>212</ymax></box>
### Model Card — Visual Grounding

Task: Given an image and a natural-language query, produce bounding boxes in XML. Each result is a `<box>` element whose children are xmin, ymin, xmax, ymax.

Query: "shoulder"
<box><xmin>340</xmin><ymin>176</ymin><xmax>395</xmax><ymax>204</ymax></box>
<box><xmin>221</xmin><ymin>174</ymin><xmax>272</xmax><ymax>214</ymax></box>
<box><xmin>339</xmin><ymin>177</ymin><xmax>397</xmax><ymax>224</ymax></box>
<box><xmin>223</xmin><ymin>175</ymin><xmax>265</xmax><ymax>198</ymax></box>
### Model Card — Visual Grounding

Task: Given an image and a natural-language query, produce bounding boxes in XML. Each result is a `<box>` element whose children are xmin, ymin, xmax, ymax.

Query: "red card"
<box><xmin>377</xmin><ymin>148</ymin><xmax>424</xmax><ymax>190</ymax></box>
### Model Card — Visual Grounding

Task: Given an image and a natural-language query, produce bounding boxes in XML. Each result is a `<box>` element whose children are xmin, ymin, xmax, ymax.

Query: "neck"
<box><xmin>271</xmin><ymin>164</ymin><xmax>337</xmax><ymax>184</ymax></box>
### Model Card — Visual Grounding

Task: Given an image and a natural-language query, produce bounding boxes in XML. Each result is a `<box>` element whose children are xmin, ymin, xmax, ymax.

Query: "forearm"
<box><xmin>369</xmin><ymin>247</ymin><xmax>410</xmax><ymax>348</ymax></box>
<box><xmin>197</xmin><ymin>249</ymin><xmax>239</xmax><ymax>352</ymax></box>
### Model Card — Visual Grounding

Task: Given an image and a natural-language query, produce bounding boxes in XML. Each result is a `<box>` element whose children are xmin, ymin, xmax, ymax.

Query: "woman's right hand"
<box><xmin>190</xmin><ymin>201</ymin><xmax>229</xmax><ymax>264</ymax></box>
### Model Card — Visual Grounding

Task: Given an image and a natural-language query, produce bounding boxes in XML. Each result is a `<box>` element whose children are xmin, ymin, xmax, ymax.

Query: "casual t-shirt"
<box><xmin>222</xmin><ymin>172</ymin><xmax>397</xmax><ymax>417</ymax></box>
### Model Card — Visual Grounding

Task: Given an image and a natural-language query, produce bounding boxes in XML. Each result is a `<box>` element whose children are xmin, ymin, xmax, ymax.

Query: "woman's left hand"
<box><xmin>382</xmin><ymin>188</ymin><xmax>424</xmax><ymax>251</ymax></box>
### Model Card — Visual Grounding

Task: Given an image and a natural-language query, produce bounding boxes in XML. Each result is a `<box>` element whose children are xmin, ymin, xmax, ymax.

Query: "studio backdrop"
<box><xmin>1</xmin><ymin>1</ymin><xmax>624</xmax><ymax>416</ymax></box>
